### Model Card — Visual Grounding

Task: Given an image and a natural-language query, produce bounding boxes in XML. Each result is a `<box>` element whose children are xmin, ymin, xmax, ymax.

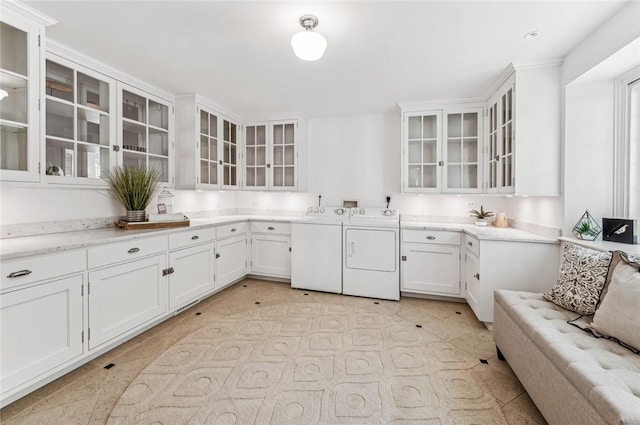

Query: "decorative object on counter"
<box><xmin>572</xmin><ymin>210</ymin><xmax>601</xmax><ymax>241</ymax></box>
<box><xmin>104</xmin><ymin>165</ymin><xmax>161</xmax><ymax>222</ymax></box>
<box><xmin>45</xmin><ymin>163</ymin><xmax>64</xmax><ymax>176</ymax></box>
<box><xmin>115</xmin><ymin>215</ymin><xmax>190</xmax><ymax>230</ymax></box>
<box><xmin>157</xmin><ymin>186</ymin><xmax>175</xmax><ymax>214</ymax></box>
<box><xmin>495</xmin><ymin>212</ymin><xmax>509</xmax><ymax>228</ymax></box>
<box><xmin>470</xmin><ymin>205</ymin><xmax>494</xmax><ymax>226</ymax></box>
<box><xmin>602</xmin><ymin>218</ymin><xmax>637</xmax><ymax>245</ymax></box>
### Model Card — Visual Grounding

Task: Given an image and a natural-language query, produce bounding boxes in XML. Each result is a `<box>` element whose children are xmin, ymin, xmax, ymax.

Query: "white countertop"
<box><xmin>401</xmin><ymin>221</ymin><xmax>558</xmax><ymax>244</ymax></box>
<box><xmin>558</xmin><ymin>236</ymin><xmax>640</xmax><ymax>255</ymax></box>
<box><xmin>0</xmin><ymin>215</ymin><xmax>297</xmax><ymax>261</ymax></box>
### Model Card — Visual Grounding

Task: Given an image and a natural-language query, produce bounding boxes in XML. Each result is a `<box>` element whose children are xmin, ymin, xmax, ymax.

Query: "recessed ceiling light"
<box><xmin>524</xmin><ymin>31</ymin><xmax>539</xmax><ymax>40</ymax></box>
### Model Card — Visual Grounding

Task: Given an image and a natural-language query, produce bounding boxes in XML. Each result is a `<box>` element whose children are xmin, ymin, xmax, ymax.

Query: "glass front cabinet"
<box><xmin>486</xmin><ymin>75</ymin><xmax>515</xmax><ymax>194</ymax></box>
<box><xmin>402</xmin><ymin>106</ymin><xmax>482</xmax><ymax>193</ymax></box>
<box><xmin>244</xmin><ymin>120</ymin><xmax>297</xmax><ymax>190</ymax></box>
<box><xmin>0</xmin><ymin>5</ymin><xmax>53</xmax><ymax>182</ymax></box>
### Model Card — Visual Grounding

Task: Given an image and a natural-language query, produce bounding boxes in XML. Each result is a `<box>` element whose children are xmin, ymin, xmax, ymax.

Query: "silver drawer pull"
<box><xmin>426</xmin><ymin>236</ymin><xmax>436</xmax><ymax>240</ymax></box>
<box><xmin>216</xmin><ymin>253</ymin><xmax>221</xmax><ymax>259</ymax></box>
<box><xmin>230</xmin><ymin>228</ymin><xmax>237</xmax><ymax>232</ymax></box>
<box><xmin>191</xmin><ymin>235</ymin><xmax>199</xmax><ymax>240</ymax></box>
<box><xmin>474</xmin><ymin>273</ymin><xmax>480</xmax><ymax>280</ymax></box>
<box><xmin>467</xmin><ymin>241</ymin><xmax>473</xmax><ymax>246</ymax></box>
<box><xmin>7</xmin><ymin>269</ymin><xmax>32</xmax><ymax>278</ymax></box>
<box><xmin>267</xmin><ymin>226</ymin><xmax>275</xmax><ymax>231</ymax></box>
<box><xmin>128</xmin><ymin>247</ymin><xmax>140</xmax><ymax>254</ymax></box>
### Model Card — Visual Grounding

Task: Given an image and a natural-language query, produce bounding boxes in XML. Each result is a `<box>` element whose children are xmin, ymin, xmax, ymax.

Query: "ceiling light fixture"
<box><xmin>524</xmin><ymin>31</ymin><xmax>539</xmax><ymax>40</ymax></box>
<box><xmin>0</xmin><ymin>89</ymin><xmax>8</xmax><ymax>100</ymax></box>
<box><xmin>291</xmin><ymin>14</ymin><xmax>327</xmax><ymax>61</ymax></box>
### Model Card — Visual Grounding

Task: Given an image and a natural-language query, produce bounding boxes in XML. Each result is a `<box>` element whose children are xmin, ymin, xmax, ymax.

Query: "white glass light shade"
<box><xmin>291</xmin><ymin>30</ymin><xmax>327</xmax><ymax>61</ymax></box>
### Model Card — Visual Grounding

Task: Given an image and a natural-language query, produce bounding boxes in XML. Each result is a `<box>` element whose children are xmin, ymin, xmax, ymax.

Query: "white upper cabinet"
<box><xmin>485</xmin><ymin>63</ymin><xmax>561</xmax><ymax>196</ymax></box>
<box><xmin>402</xmin><ymin>105</ymin><xmax>483</xmax><ymax>193</ymax></box>
<box><xmin>244</xmin><ymin>120</ymin><xmax>297</xmax><ymax>191</ymax></box>
<box><xmin>44</xmin><ymin>54</ymin><xmax>116</xmax><ymax>184</ymax></box>
<box><xmin>175</xmin><ymin>94</ymin><xmax>240</xmax><ymax>190</ymax></box>
<box><xmin>0</xmin><ymin>3</ymin><xmax>54</xmax><ymax>182</ymax></box>
<box><xmin>118</xmin><ymin>83</ymin><xmax>174</xmax><ymax>185</ymax></box>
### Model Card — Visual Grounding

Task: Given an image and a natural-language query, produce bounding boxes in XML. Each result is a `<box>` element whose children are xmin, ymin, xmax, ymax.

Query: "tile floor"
<box><xmin>0</xmin><ymin>279</ymin><xmax>548</xmax><ymax>425</ymax></box>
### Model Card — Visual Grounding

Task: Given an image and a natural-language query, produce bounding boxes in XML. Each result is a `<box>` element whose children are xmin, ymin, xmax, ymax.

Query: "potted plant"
<box><xmin>574</xmin><ymin>221</ymin><xmax>597</xmax><ymax>240</ymax></box>
<box><xmin>470</xmin><ymin>205</ymin><xmax>494</xmax><ymax>226</ymax></box>
<box><xmin>104</xmin><ymin>165</ymin><xmax>162</xmax><ymax>222</ymax></box>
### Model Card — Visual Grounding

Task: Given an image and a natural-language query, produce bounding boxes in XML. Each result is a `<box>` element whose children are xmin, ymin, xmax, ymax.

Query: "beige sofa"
<box><xmin>493</xmin><ymin>289</ymin><xmax>640</xmax><ymax>425</ymax></box>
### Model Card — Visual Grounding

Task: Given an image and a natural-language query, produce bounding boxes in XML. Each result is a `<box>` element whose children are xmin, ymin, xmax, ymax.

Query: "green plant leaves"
<box><xmin>104</xmin><ymin>165</ymin><xmax>162</xmax><ymax>211</ymax></box>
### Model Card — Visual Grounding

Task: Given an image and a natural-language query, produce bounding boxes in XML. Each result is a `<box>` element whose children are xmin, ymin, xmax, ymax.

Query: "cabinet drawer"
<box><xmin>216</xmin><ymin>222</ymin><xmax>248</xmax><ymax>239</ymax></box>
<box><xmin>465</xmin><ymin>235</ymin><xmax>480</xmax><ymax>257</ymax></box>
<box><xmin>169</xmin><ymin>227</ymin><xmax>215</xmax><ymax>250</ymax></box>
<box><xmin>1</xmin><ymin>250</ymin><xmax>86</xmax><ymax>292</ymax></box>
<box><xmin>87</xmin><ymin>235</ymin><xmax>168</xmax><ymax>269</ymax></box>
<box><xmin>402</xmin><ymin>229</ymin><xmax>461</xmax><ymax>245</ymax></box>
<box><xmin>251</xmin><ymin>221</ymin><xmax>291</xmax><ymax>235</ymax></box>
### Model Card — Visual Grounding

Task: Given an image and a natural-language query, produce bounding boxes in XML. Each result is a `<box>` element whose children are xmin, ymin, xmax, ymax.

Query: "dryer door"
<box><xmin>344</xmin><ymin>228</ymin><xmax>397</xmax><ymax>272</ymax></box>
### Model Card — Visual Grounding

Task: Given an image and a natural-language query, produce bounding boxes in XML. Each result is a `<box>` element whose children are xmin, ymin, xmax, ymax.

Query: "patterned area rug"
<box><xmin>107</xmin><ymin>302</ymin><xmax>507</xmax><ymax>424</ymax></box>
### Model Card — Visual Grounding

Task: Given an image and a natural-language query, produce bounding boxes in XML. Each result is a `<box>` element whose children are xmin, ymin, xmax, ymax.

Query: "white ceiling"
<box><xmin>27</xmin><ymin>0</ymin><xmax>629</xmax><ymax>118</ymax></box>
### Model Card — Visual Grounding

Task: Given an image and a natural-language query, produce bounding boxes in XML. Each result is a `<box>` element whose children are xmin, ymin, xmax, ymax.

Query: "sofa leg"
<box><xmin>496</xmin><ymin>346</ymin><xmax>506</xmax><ymax>361</ymax></box>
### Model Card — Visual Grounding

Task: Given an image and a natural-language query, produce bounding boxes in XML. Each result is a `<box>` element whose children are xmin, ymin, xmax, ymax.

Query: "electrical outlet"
<box><xmin>466</xmin><ymin>201</ymin><xmax>476</xmax><ymax>207</ymax></box>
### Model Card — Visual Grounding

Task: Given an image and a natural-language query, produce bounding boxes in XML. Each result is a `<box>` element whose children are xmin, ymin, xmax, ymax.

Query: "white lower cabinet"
<box><xmin>216</xmin><ymin>235</ymin><xmax>248</xmax><ymax>288</ymax></box>
<box><xmin>88</xmin><ymin>253</ymin><xmax>168</xmax><ymax>350</ymax></box>
<box><xmin>251</xmin><ymin>234</ymin><xmax>291</xmax><ymax>277</ymax></box>
<box><xmin>169</xmin><ymin>244</ymin><xmax>215</xmax><ymax>311</ymax></box>
<box><xmin>0</xmin><ymin>275</ymin><xmax>84</xmax><ymax>395</ymax></box>
<box><xmin>401</xmin><ymin>229</ymin><xmax>461</xmax><ymax>296</ymax></box>
<box><xmin>464</xmin><ymin>249</ymin><xmax>480</xmax><ymax>313</ymax></box>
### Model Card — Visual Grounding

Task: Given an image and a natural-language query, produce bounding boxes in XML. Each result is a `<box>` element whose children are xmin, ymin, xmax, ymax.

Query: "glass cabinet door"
<box><xmin>0</xmin><ymin>18</ymin><xmax>40</xmax><ymax>182</ymax></box>
<box><xmin>444</xmin><ymin>109</ymin><xmax>482</xmax><ymax>193</ymax></box>
<box><xmin>499</xmin><ymin>86</ymin><xmax>515</xmax><ymax>191</ymax></box>
<box><xmin>221</xmin><ymin>119</ymin><xmax>238</xmax><ymax>187</ymax></box>
<box><xmin>486</xmin><ymin>99</ymin><xmax>499</xmax><ymax>193</ymax></box>
<box><xmin>404</xmin><ymin>112</ymin><xmax>441</xmax><ymax>191</ymax></box>
<box><xmin>198</xmin><ymin>107</ymin><xmax>219</xmax><ymax>187</ymax></box>
<box><xmin>119</xmin><ymin>83</ymin><xmax>172</xmax><ymax>184</ymax></box>
<box><xmin>270</xmin><ymin>121</ymin><xmax>296</xmax><ymax>189</ymax></box>
<box><xmin>244</xmin><ymin>123</ymin><xmax>267</xmax><ymax>189</ymax></box>
<box><xmin>44</xmin><ymin>56</ymin><xmax>115</xmax><ymax>183</ymax></box>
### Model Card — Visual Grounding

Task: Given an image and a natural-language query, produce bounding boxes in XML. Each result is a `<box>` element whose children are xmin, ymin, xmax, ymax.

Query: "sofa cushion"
<box><xmin>495</xmin><ymin>290</ymin><xmax>640</xmax><ymax>424</ymax></box>
<box><xmin>543</xmin><ymin>243</ymin><xmax>611</xmax><ymax>315</ymax></box>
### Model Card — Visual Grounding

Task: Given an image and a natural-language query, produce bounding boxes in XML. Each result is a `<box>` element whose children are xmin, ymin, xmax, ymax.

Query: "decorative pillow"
<box><xmin>543</xmin><ymin>243</ymin><xmax>612</xmax><ymax>315</ymax></box>
<box><xmin>589</xmin><ymin>251</ymin><xmax>640</xmax><ymax>353</ymax></box>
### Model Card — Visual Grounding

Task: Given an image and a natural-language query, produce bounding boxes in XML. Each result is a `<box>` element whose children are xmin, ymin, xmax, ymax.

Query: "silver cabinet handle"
<box><xmin>267</xmin><ymin>226</ymin><xmax>275</xmax><ymax>231</ymax></box>
<box><xmin>426</xmin><ymin>236</ymin><xmax>436</xmax><ymax>240</ymax></box>
<box><xmin>474</xmin><ymin>273</ymin><xmax>480</xmax><ymax>280</ymax></box>
<box><xmin>467</xmin><ymin>241</ymin><xmax>473</xmax><ymax>246</ymax></box>
<box><xmin>7</xmin><ymin>270</ymin><xmax>32</xmax><ymax>278</ymax></box>
<box><xmin>230</xmin><ymin>228</ymin><xmax>237</xmax><ymax>232</ymax></box>
<box><xmin>191</xmin><ymin>235</ymin><xmax>199</xmax><ymax>240</ymax></box>
<box><xmin>128</xmin><ymin>247</ymin><xmax>140</xmax><ymax>254</ymax></box>
<box><xmin>215</xmin><ymin>253</ymin><xmax>221</xmax><ymax>259</ymax></box>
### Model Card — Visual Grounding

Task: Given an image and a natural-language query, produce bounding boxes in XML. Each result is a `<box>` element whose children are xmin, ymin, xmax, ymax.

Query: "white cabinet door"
<box><xmin>402</xmin><ymin>242</ymin><xmax>460</xmax><ymax>296</ymax></box>
<box><xmin>464</xmin><ymin>252</ymin><xmax>481</xmax><ymax>318</ymax></box>
<box><xmin>169</xmin><ymin>244</ymin><xmax>215</xmax><ymax>310</ymax></box>
<box><xmin>251</xmin><ymin>235</ymin><xmax>291</xmax><ymax>277</ymax></box>
<box><xmin>403</xmin><ymin>111</ymin><xmax>442</xmax><ymax>192</ymax></box>
<box><xmin>216</xmin><ymin>236</ymin><xmax>247</xmax><ymax>288</ymax></box>
<box><xmin>0</xmin><ymin>275</ymin><xmax>83</xmax><ymax>394</ymax></box>
<box><xmin>88</xmin><ymin>253</ymin><xmax>167</xmax><ymax>350</ymax></box>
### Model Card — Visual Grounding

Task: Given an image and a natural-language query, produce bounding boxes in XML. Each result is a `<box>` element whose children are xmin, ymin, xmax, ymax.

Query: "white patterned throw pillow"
<box><xmin>544</xmin><ymin>243</ymin><xmax>612</xmax><ymax>315</ymax></box>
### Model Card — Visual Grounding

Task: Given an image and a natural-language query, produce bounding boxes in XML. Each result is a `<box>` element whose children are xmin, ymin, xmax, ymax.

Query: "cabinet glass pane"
<box><xmin>246</xmin><ymin>146</ymin><xmax>255</xmax><ymax>166</ymax></box>
<box><xmin>45</xmin><ymin>60</ymin><xmax>73</xmax><ymax>102</ymax></box>
<box><xmin>423</xmin><ymin>165</ymin><xmax>437</xmax><ymax>188</ymax></box>
<box><xmin>423</xmin><ymin>140</ymin><xmax>436</xmax><ymax>163</ymax></box>
<box><xmin>122</xmin><ymin>90</ymin><xmax>146</xmax><ymax>123</ymax></box>
<box><xmin>408</xmin><ymin>141</ymin><xmax>421</xmax><ymax>163</ymax></box>
<box><xmin>0</xmin><ymin>72</ymin><xmax>28</xmax><ymax>123</ymax></box>
<box><xmin>447</xmin><ymin>114</ymin><xmax>461</xmax><ymax>138</ymax></box>
<box><xmin>230</xmin><ymin>144</ymin><xmax>236</xmax><ymax>165</ymax></box>
<box><xmin>209</xmin><ymin>115</ymin><xmax>217</xmax><ymax>137</ymax></box>
<box><xmin>285</xmin><ymin>146</ymin><xmax>294</xmax><ymax>165</ymax></box>
<box><xmin>256</xmin><ymin>167</ymin><xmax>266</xmax><ymax>187</ymax></box>
<box><xmin>77</xmin><ymin>108</ymin><xmax>108</xmax><ymax>145</ymax></box>
<box><xmin>209</xmin><ymin>162</ymin><xmax>217</xmax><ymax>185</ymax></box>
<box><xmin>45</xmin><ymin>138</ymin><xmax>74</xmax><ymax>176</ymax></box>
<box><xmin>246</xmin><ymin>126</ymin><xmax>255</xmax><ymax>145</ymax></box>
<box><xmin>463</xmin><ymin>113</ymin><xmax>478</xmax><ymax>137</ymax></box>
<box><xmin>273</xmin><ymin>146</ymin><xmax>283</xmax><ymax>166</ymax></box>
<box><xmin>506</xmin><ymin>123</ymin><xmax>513</xmax><ymax>154</ymax></box>
<box><xmin>122</xmin><ymin>121</ymin><xmax>146</xmax><ymax>152</ymax></box>
<box><xmin>423</xmin><ymin>115</ymin><xmax>437</xmax><ymax>139</ymax></box>
<box><xmin>1</xmin><ymin>125</ymin><xmax>28</xmax><ymax>171</ymax></box>
<box><xmin>149</xmin><ymin>100</ymin><xmax>168</xmax><ymax>130</ymax></box>
<box><xmin>0</xmin><ymin>23</ymin><xmax>27</xmax><ymax>76</ymax></box>
<box><xmin>273</xmin><ymin>124</ymin><xmax>283</xmax><ymax>144</ymax></box>
<box><xmin>223</xmin><ymin>121</ymin><xmax>229</xmax><ymax>141</ymax></box>
<box><xmin>210</xmin><ymin>138</ymin><xmax>218</xmax><ymax>161</ymax></box>
<box><xmin>230</xmin><ymin>123</ymin><xmax>236</xmax><ymax>144</ymax></box>
<box><xmin>200</xmin><ymin>160</ymin><xmax>209</xmax><ymax>184</ymax></box>
<box><xmin>257</xmin><ymin>125</ymin><xmax>266</xmax><ymax>145</ymax></box>
<box><xmin>123</xmin><ymin>151</ymin><xmax>145</xmax><ymax>169</ymax></box>
<box><xmin>408</xmin><ymin>165</ymin><xmax>421</xmax><ymax>188</ymax></box>
<box><xmin>447</xmin><ymin>139</ymin><xmax>462</xmax><ymax>163</ymax></box>
<box><xmin>256</xmin><ymin>146</ymin><xmax>265</xmax><ymax>166</ymax></box>
<box><xmin>285</xmin><ymin>124</ymin><xmax>295</xmax><ymax>144</ymax></box>
<box><xmin>463</xmin><ymin>165</ymin><xmax>478</xmax><ymax>189</ymax></box>
<box><xmin>77</xmin><ymin>144</ymin><xmax>107</xmax><ymax>178</ymax></box>
<box><xmin>200</xmin><ymin>111</ymin><xmax>208</xmax><ymax>135</ymax></box>
<box><xmin>246</xmin><ymin>167</ymin><xmax>255</xmax><ymax>186</ymax></box>
<box><xmin>502</xmin><ymin>156</ymin><xmax>512</xmax><ymax>186</ymax></box>
<box><xmin>149</xmin><ymin>128</ymin><xmax>168</xmax><ymax>156</ymax></box>
<box><xmin>149</xmin><ymin>156</ymin><xmax>169</xmax><ymax>182</ymax></box>
<box><xmin>77</xmin><ymin>72</ymin><xmax>108</xmax><ymax>112</ymax></box>
<box><xmin>463</xmin><ymin>139</ymin><xmax>478</xmax><ymax>162</ymax></box>
<box><xmin>223</xmin><ymin>143</ymin><xmax>230</xmax><ymax>163</ymax></box>
<box><xmin>200</xmin><ymin>136</ymin><xmax>208</xmax><ymax>160</ymax></box>
<box><xmin>447</xmin><ymin>165</ymin><xmax>461</xmax><ymax>189</ymax></box>
<box><xmin>408</xmin><ymin>116</ymin><xmax>421</xmax><ymax>139</ymax></box>
<box><xmin>273</xmin><ymin>166</ymin><xmax>283</xmax><ymax>187</ymax></box>
<box><xmin>285</xmin><ymin>166</ymin><xmax>295</xmax><ymax>186</ymax></box>
<box><xmin>46</xmin><ymin>100</ymin><xmax>74</xmax><ymax>140</ymax></box>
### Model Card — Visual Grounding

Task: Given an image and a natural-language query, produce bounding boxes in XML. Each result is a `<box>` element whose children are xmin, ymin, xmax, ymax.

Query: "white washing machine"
<box><xmin>343</xmin><ymin>207</ymin><xmax>400</xmax><ymax>301</ymax></box>
<box><xmin>291</xmin><ymin>206</ymin><xmax>348</xmax><ymax>294</ymax></box>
